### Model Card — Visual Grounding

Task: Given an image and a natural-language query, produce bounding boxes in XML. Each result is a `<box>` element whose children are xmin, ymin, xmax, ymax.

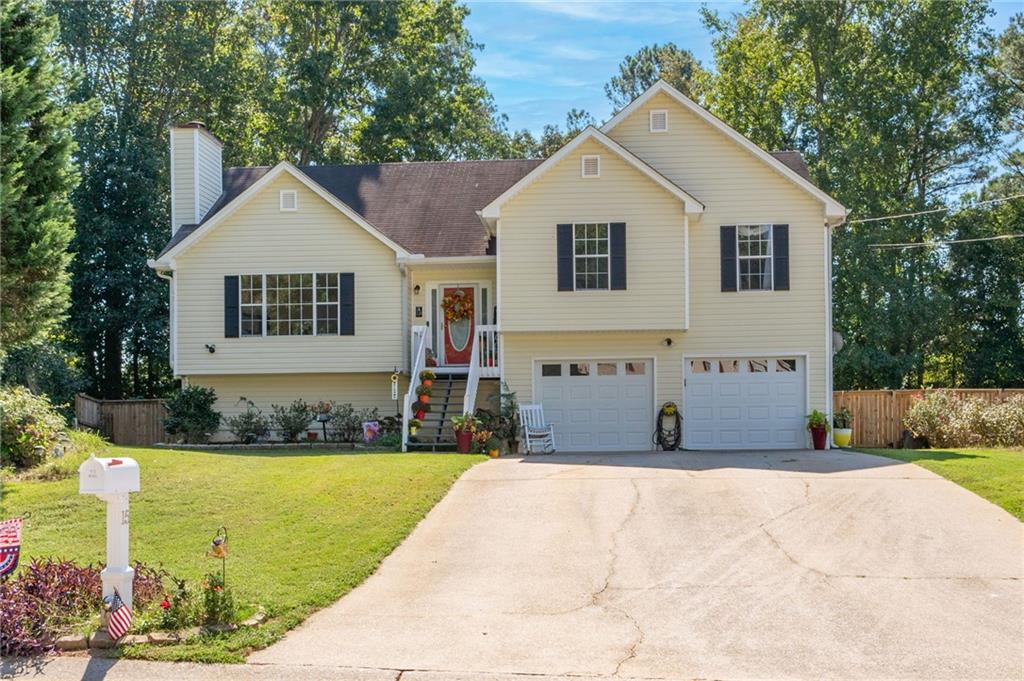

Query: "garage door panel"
<box><xmin>685</xmin><ymin>356</ymin><xmax>807</xmax><ymax>450</ymax></box>
<box><xmin>536</xmin><ymin>359</ymin><xmax>653</xmax><ymax>452</ymax></box>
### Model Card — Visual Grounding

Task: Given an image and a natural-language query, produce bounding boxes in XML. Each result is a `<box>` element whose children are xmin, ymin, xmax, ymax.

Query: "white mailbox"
<box><xmin>79</xmin><ymin>454</ymin><xmax>140</xmax><ymax>611</ymax></box>
<box><xmin>79</xmin><ymin>456</ymin><xmax>140</xmax><ymax>495</ymax></box>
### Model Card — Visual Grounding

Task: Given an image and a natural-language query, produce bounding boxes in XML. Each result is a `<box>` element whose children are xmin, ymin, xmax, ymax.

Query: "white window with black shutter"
<box><xmin>224</xmin><ymin>273</ymin><xmax>354</xmax><ymax>337</ymax></box>
<box><xmin>557</xmin><ymin>222</ymin><xmax>626</xmax><ymax>291</ymax></box>
<box><xmin>720</xmin><ymin>224</ymin><xmax>789</xmax><ymax>292</ymax></box>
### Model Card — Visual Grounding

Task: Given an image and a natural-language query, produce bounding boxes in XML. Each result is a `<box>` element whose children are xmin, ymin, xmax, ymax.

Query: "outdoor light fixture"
<box><xmin>663</xmin><ymin>338</ymin><xmax>673</xmax><ymax>347</ymax></box>
<box><xmin>413</xmin><ymin>284</ymin><xmax>421</xmax><ymax>295</ymax></box>
<box><xmin>205</xmin><ymin>344</ymin><xmax>216</xmax><ymax>353</ymax></box>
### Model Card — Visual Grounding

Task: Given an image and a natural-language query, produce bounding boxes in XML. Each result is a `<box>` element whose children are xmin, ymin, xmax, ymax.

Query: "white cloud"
<box><xmin>544</xmin><ymin>43</ymin><xmax>605</xmax><ymax>61</ymax></box>
<box><xmin>527</xmin><ymin>0</ymin><xmax>702</xmax><ymax>26</ymax></box>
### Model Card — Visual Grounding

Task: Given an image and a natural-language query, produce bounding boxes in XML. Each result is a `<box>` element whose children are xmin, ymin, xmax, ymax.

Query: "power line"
<box><xmin>847</xmin><ymin>192</ymin><xmax>1024</xmax><ymax>225</ymax></box>
<box><xmin>870</xmin><ymin>233</ymin><xmax>1024</xmax><ymax>249</ymax></box>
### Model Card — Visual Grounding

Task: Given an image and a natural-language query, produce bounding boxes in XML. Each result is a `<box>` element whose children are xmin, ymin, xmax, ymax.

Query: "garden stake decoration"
<box><xmin>209</xmin><ymin>526</ymin><xmax>228</xmax><ymax>585</ymax></box>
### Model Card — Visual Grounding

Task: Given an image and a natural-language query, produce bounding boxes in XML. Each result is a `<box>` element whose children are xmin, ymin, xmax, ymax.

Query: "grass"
<box><xmin>0</xmin><ymin>445</ymin><xmax>483</xmax><ymax>662</ymax></box>
<box><xmin>860</xmin><ymin>447</ymin><xmax>1024</xmax><ymax>521</ymax></box>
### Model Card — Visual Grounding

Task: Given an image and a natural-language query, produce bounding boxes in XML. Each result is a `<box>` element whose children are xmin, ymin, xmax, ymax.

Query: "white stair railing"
<box><xmin>402</xmin><ymin>325</ymin><xmax>428</xmax><ymax>452</ymax></box>
<box><xmin>476</xmin><ymin>325</ymin><xmax>499</xmax><ymax>378</ymax></box>
<box><xmin>463</xmin><ymin>332</ymin><xmax>481</xmax><ymax>416</ymax></box>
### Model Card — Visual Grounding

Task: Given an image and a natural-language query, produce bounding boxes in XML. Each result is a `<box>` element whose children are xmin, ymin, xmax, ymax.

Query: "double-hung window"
<box><xmin>238</xmin><ymin>273</ymin><xmax>341</xmax><ymax>336</ymax></box>
<box><xmin>573</xmin><ymin>222</ymin><xmax>609</xmax><ymax>290</ymax></box>
<box><xmin>737</xmin><ymin>224</ymin><xmax>773</xmax><ymax>291</ymax></box>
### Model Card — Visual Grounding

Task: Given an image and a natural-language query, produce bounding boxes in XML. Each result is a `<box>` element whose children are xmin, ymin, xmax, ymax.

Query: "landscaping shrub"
<box><xmin>164</xmin><ymin>386</ymin><xmax>221</xmax><ymax>444</ymax></box>
<box><xmin>270</xmin><ymin>399</ymin><xmax>312</xmax><ymax>442</ymax></box>
<box><xmin>0</xmin><ymin>559</ymin><xmax>165</xmax><ymax>656</ymax></box>
<box><xmin>331</xmin><ymin>404</ymin><xmax>380</xmax><ymax>443</ymax></box>
<box><xmin>225</xmin><ymin>398</ymin><xmax>270</xmax><ymax>444</ymax></box>
<box><xmin>16</xmin><ymin>430</ymin><xmax>109</xmax><ymax>482</ymax></box>
<box><xmin>904</xmin><ymin>392</ymin><xmax>1024</xmax><ymax>448</ymax></box>
<box><xmin>0</xmin><ymin>386</ymin><xmax>66</xmax><ymax>469</ymax></box>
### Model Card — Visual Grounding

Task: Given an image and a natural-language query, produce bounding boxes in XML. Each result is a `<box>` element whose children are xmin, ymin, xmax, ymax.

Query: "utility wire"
<box><xmin>870</xmin><ymin>233</ymin><xmax>1024</xmax><ymax>249</ymax></box>
<box><xmin>847</xmin><ymin>192</ymin><xmax>1024</xmax><ymax>225</ymax></box>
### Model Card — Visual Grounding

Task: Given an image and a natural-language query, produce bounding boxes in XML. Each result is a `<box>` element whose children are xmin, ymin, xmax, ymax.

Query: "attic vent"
<box><xmin>649</xmin><ymin>109</ymin><xmax>668</xmax><ymax>133</ymax></box>
<box><xmin>279</xmin><ymin>190</ymin><xmax>297</xmax><ymax>211</ymax></box>
<box><xmin>581</xmin><ymin>155</ymin><xmax>600</xmax><ymax>178</ymax></box>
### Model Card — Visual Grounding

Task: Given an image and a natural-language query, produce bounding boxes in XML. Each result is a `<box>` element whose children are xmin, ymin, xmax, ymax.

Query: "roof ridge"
<box><xmin>224</xmin><ymin>159</ymin><xmax>542</xmax><ymax>173</ymax></box>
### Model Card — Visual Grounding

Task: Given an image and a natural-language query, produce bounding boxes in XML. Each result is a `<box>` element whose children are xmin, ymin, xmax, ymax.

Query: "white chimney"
<box><xmin>169</xmin><ymin>122</ymin><xmax>223</xmax><ymax>234</ymax></box>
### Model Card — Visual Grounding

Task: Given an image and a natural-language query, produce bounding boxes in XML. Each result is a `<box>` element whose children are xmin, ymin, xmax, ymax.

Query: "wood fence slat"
<box><xmin>75</xmin><ymin>395</ymin><xmax>167</xmax><ymax>446</ymax></box>
<box><xmin>832</xmin><ymin>388</ymin><xmax>1024</xmax><ymax>448</ymax></box>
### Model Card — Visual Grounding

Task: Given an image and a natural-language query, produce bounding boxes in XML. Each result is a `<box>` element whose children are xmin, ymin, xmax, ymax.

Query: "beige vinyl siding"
<box><xmin>174</xmin><ymin>173</ymin><xmax>403</xmax><ymax>375</ymax></box>
<box><xmin>196</xmin><ymin>135</ymin><xmax>222</xmax><ymax>221</ymax></box>
<box><xmin>605</xmin><ymin>91</ymin><xmax>829</xmax><ymax>413</ymax></box>
<box><xmin>498</xmin><ymin>138</ymin><xmax>686</xmax><ymax>332</ymax></box>
<box><xmin>189</xmin><ymin>372</ymin><xmax>406</xmax><ymax>442</ymax></box>
<box><xmin>170</xmin><ymin>128</ymin><xmax>195</xmax><ymax>231</ymax></box>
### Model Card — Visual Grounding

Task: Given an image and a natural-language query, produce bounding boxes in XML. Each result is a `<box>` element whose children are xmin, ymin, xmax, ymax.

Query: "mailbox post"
<box><xmin>79</xmin><ymin>455</ymin><xmax>140</xmax><ymax>608</ymax></box>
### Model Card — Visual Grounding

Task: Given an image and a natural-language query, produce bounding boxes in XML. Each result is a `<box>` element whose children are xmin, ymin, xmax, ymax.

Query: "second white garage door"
<box><xmin>535</xmin><ymin>359</ymin><xmax>653</xmax><ymax>451</ymax></box>
<box><xmin>684</xmin><ymin>356</ymin><xmax>807</xmax><ymax>450</ymax></box>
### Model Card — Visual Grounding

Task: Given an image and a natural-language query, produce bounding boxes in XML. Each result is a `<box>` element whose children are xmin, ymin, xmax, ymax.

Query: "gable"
<box><xmin>602</xmin><ymin>84</ymin><xmax>846</xmax><ymax>222</ymax></box>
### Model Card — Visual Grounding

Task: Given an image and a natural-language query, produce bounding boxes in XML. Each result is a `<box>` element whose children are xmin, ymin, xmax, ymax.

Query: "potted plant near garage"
<box><xmin>806</xmin><ymin>410</ymin><xmax>831</xmax><ymax>450</ymax></box>
<box><xmin>451</xmin><ymin>414</ymin><xmax>478</xmax><ymax>454</ymax></box>
<box><xmin>832</xmin><ymin>407</ymin><xmax>853</xmax><ymax>447</ymax></box>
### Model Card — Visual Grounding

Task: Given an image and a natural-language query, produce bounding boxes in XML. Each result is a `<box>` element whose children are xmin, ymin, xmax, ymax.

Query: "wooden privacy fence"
<box><xmin>75</xmin><ymin>394</ymin><xmax>167</xmax><ymax>446</ymax></box>
<box><xmin>832</xmin><ymin>389</ymin><xmax>1024</xmax><ymax>448</ymax></box>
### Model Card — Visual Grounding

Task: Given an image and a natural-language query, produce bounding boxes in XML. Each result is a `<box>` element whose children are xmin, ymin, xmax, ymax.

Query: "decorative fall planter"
<box><xmin>806</xmin><ymin>410</ymin><xmax>831</xmax><ymax>450</ymax></box>
<box><xmin>418</xmin><ymin>393</ymin><xmax>430</xmax><ymax>404</ymax></box>
<box><xmin>832</xmin><ymin>407</ymin><xmax>853</xmax><ymax>447</ymax></box>
<box><xmin>456</xmin><ymin>430</ymin><xmax>473</xmax><ymax>453</ymax></box>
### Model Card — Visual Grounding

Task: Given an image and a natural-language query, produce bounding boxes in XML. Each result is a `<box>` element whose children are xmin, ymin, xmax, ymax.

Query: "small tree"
<box><xmin>164</xmin><ymin>386</ymin><xmax>221</xmax><ymax>444</ymax></box>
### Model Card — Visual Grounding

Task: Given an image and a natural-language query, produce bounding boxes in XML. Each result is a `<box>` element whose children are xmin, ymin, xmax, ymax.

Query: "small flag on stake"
<box><xmin>0</xmin><ymin>517</ymin><xmax>23</xmax><ymax>578</ymax></box>
<box><xmin>106</xmin><ymin>589</ymin><xmax>133</xmax><ymax>640</ymax></box>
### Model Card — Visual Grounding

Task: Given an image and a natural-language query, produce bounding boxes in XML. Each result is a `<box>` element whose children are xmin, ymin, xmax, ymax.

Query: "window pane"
<box><xmin>597</xmin><ymin>362</ymin><xmax>617</xmax><ymax>376</ymax></box>
<box><xmin>541</xmin><ymin>364</ymin><xmax>562</xmax><ymax>377</ymax></box>
<box><xmin>625</xmin><ymin>362</ymin><xmax>645</xmax><ymax>375</ymax></box>
<box><xmin>776</xmin><ymin>359</ymin><xmax>797</xmax><ymax>372</ymax></box>
<box><xmin>749</xmin><ymin>359</ymin><xmax>768</xmax><ymax>373</ymax></box>
<box><xmin>719</xmin><ymin>360</ymin><xmax>739</xmax><ymax>373</ymax></box>
<box><xmin>569</xmin><ymin>362</ymin><xmax>590</xmax><ymax>376</ymax></box>
<box><xmin>690</xmin><ymin>360</ymin><xmax>711</xmax><ymax>373</ymax></box>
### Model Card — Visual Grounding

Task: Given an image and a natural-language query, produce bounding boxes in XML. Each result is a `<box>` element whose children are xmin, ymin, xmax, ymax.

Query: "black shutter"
<box><xmin>610</xmin><ymin>222</ymin><xmax>626</xmax><ymax>290</ymax></box>
<box><xmin>556</xmin><ymin>224</ymin><xmax>573</xmax><ymax>291</ymax></box>
<box><xmin>339</xmin><ymin>272</ymin><xmax>355</xmax><ymax>335</ymax></box>
<box><xmin>224</xmin><ymin>275</ymin><xmax>239</xmax><ymax>337</ymax></box>
<box><xmin>720</xmin><ymin>226</ymin><xmax>737</xmax><ymax>292</ymax></box>
<box><xmin>773</xmin><ymin>224</ymin><xmax>790</xmax><ymax>290</ymax></box>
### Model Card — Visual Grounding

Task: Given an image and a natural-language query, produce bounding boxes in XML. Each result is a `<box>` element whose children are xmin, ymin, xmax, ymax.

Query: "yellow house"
<box><xmin>149</xmin><ymin>81</ymin><xmax>846</xmax><ymax>451</ymax></box>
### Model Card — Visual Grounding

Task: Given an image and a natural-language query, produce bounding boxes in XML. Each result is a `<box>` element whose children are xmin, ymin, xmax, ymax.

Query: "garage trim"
<box><xmin>682</xmin><ymin>351</ymin><xmax>812</xmax><ymax>449</ymax></box>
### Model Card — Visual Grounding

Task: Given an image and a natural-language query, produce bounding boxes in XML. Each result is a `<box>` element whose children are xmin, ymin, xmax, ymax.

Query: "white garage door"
<box><xmin>684</xmin><ymin>356</ymin><xmax>807</xmax><ymax>450</ymax></box>
<box><xmin>535</xmin><ymin>359</ymin><xmax>654</xmax><ymax>451</ymax></box>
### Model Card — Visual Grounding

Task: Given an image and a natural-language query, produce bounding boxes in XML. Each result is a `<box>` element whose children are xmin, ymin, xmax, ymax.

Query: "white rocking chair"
<box><xmin>519</xmin><ymin>404</ymin><xmax>556</xmax><ymax>454</ymax></box>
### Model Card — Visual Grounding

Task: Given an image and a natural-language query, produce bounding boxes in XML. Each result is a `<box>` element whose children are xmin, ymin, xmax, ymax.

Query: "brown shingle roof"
<box><xmin>158</xmin><ymin>151</ymin><xmax>815</xmax><ymax>260</ymax></box>
<box><xmin>158</xmin><ymin>160</ymin><xmax>542</xmax><ymax>259</ymax></box>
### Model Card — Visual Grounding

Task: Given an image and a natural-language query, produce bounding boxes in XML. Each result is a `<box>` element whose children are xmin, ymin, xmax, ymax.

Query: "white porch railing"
<box><xmin>402</xmin><ymin>325</ymin><xmax>428</xmax><ymax>452</ymax></box>
<box><xmin>462</xmin><ymin>325</ymin><xmax>499</xmax><ymax>416</ymax></box>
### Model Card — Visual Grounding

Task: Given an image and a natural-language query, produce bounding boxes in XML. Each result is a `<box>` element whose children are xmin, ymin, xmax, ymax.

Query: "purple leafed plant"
<box><xmin>0</xmin><ymin>559</ymin><xmax>167</xmax><ymax>657</ymax></box>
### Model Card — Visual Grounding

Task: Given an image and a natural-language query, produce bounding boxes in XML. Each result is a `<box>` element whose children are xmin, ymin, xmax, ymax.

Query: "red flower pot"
<box><xmin>415</xmin><ymin>409</ymin><xmax>426</xmax><ymax>420</ymax></box>
<box><xmin>307</xmin><ymin>431</ymin><xmax>318</xmax><ymax>441</ymax></box>
<box><xmin>456</xmin><ymin>430</ymin><xmax>473</xmax><ymax>453</ymax></box>
<box><xmin>810</xmin><ymin>426</ymin><xmax>827</xmax><ymax>450</ymax></box>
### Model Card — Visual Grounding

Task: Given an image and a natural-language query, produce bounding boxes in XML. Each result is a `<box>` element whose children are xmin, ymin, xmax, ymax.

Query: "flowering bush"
<box><xmin>0</xmin><ymin>386</ymin><xmax>66</xmax><ymax>469</ymax></box>
<box><xmin>225</xmin><ymin>398</ymin><xmax>270</xmax><ymax>444</ymax></box>
<box><xmin>270</xmin><ymin>400</ymin><xmax>312</xmax><ymax>442</ymax></box>
<box><xmin>904</xmin><ymin>392</ymin><xmax>1024</xmax><ymax>448</ymax></box>
<box><xmin>0</xmin><ymin>559</ymin><xmax>165</xmax><ymax>656</ymax></box>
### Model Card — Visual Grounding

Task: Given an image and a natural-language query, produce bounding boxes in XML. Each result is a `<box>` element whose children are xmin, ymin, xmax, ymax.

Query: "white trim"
<box><xmin>193</xmin><ymin>129</ymin><xmax>201</xmax><ymax>224</ymax></box>
<box><xmin>169</xmin><ymin>132</ymin><xmax>177</xmax><ymax>234</ymax></box>
<box><xmin>279</xmin><ymin>189</ymin><xmax>298</xmax><ymax>212</ymax></box>
<box><xmin>825</xmin><ymin>225</ymin><xmax>834</xmax><ymax>449</ymax></box>
<box><xmin>157</xmin><ymin>162</ymin><xmax>412</xmax><ymax>263</ymax></box>
<box><xmin>234</xmin><ymin>271</ymin><xmax>343</xmax><ymax>338</ymax></box>
<box><xmin>600</xmin><ymin>80</ymin><xmax>847</xmax><ymax>222</ymax></box>
<box><xmin>681</xmin><ymin>351</ymin><xmax>812</xmax><ymax>450</ymax></box>
<box><xmin>581</xmin><ymin>154</ymin><xmax>601</xmax><ymax>178</ymax></box>
<box><xmin>736</xmin><ymin>224</ymin><xmax>775</xmax><ymax>292</ymax></box>
<box><xmin>480</xmin><ymin>127</ymin><xmax>704</xmax><ymax>219</ymax></box>
<box><xmin>683</xmin><ymin>214</ymin><xmax>690</xmax><ymax>330</ymax></box>
<box><xmin>649</xmin><ymin>109</ymin><xmax>668</xmax><ymax>133</ymax></box>
<box><xmin>400</xmin><ymin>255</ymin><xmax>496</xmax><ymax>266</ymax></box>
<box><xmin>571</xmin><ymin>222</ymin><xmax>611</xmax><ymax>291</ymax></box>
<box><xmin>434</xmin><ymin>283</ymin><xmax>482</xmax><ymax>367</ymax></box>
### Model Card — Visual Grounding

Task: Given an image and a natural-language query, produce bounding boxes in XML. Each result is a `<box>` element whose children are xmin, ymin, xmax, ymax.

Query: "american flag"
<box><xmin>0</xmin><ymin>517</ymin><xmax>22</xmax><ymax>578</ymax></box>
<box><xmin>107</xmin><ymin>590</ymin><xmax>133</xmax><ymax>640</ymax></box>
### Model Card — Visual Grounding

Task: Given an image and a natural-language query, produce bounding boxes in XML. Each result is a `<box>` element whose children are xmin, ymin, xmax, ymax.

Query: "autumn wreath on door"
<box><xmin>441</xmin><ymin>288</ymin><xmax>473</xmax><ymax>321</ymax></box>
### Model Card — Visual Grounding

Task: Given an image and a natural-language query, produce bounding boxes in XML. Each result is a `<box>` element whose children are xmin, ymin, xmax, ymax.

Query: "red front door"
<box><xmin>442</xmin><ymin>286</ymin><xmax>475</xmax><ymax>365</ymax></box>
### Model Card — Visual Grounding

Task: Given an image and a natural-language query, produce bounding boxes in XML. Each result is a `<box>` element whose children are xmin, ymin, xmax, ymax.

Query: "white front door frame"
<box><xmin>431</xmin><ymin>282</ymin><xmax>482</xmax><ymax>367</ymax></box>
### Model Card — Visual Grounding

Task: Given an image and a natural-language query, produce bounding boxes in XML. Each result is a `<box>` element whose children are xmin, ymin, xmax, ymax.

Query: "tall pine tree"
<box><xmin>0</xmin><ymin>0</ymin><xmax>78</xmax><ymax>352</ymax></box>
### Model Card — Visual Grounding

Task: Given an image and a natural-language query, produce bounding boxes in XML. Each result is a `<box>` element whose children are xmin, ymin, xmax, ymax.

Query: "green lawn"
<box><xmin>0</xmin><ymin>446</ymin><xmax>482</xmax><ymax>662</ymax></box>
<box><xmin>860</xmin><ymin>447</ymin><xmax>1024</xmax><ymax>521</ymax></box>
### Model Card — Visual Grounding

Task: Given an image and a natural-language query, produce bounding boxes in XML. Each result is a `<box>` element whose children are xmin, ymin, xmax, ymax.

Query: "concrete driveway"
<box><xmin>250</xmin><ymin>450</ymin><xmax>1023</xmax><ymax>680</ymax></box>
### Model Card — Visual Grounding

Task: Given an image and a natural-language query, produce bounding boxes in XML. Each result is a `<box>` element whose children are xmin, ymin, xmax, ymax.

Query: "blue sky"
<box><xmin>465</xmin><ymin>1</ymin><xmax>1022</xmax><ymax>136</ymax></box>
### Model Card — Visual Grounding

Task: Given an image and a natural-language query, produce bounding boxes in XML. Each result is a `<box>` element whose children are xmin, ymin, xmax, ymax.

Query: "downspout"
<box><xmin>153</xmin><ymin>266</ymin><xmax>175</xmax><ymax>376</ymax></box>
<box><xmin>825</xmin><ymin>222</ymin><xmax>834</xmax><ymax>449</ymax></box>
<box><xmin>400</xmin><ymin>260</ymin><xmax>410</xmax><ymax>374</ymax></box>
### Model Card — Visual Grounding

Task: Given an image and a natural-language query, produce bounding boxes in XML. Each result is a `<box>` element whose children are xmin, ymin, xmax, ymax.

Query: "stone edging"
<box><xmin>54</xmin><ymin>611</ymin><xmax>267</xmax><ymax>651</ymax></box>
